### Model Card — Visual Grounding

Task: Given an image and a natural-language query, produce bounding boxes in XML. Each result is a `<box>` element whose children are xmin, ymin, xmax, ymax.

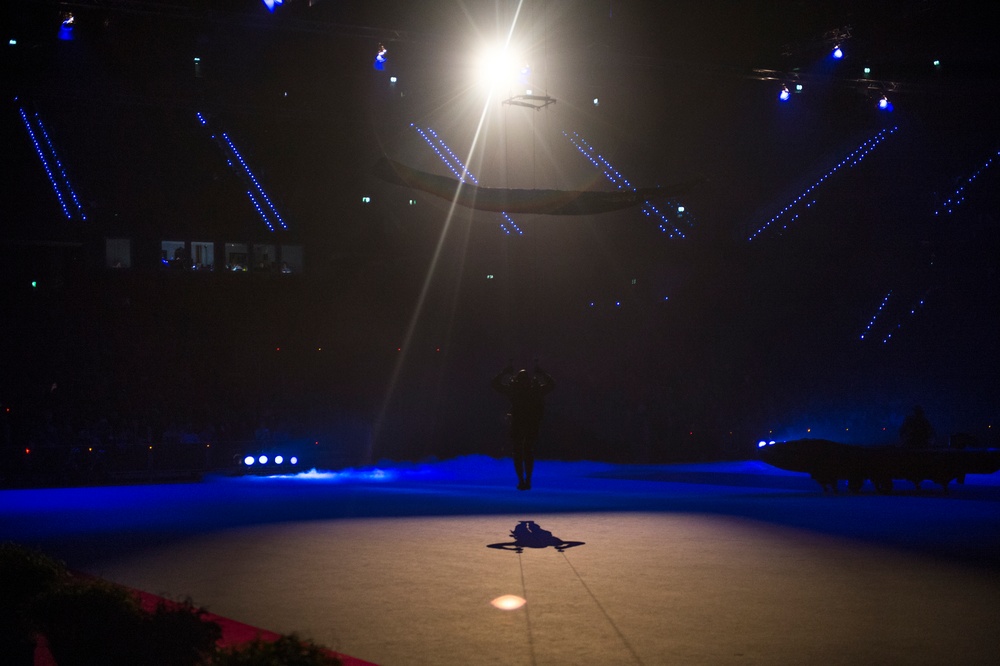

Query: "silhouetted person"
<box><xmin>492</xmin><ymin>361</ymin><xmax>555</xmax><ymax>490</ymax></box>
<box><xmin>899</xmin><ymin>405</ymin><xmax>934</xmax><ymax>449</ymax></box>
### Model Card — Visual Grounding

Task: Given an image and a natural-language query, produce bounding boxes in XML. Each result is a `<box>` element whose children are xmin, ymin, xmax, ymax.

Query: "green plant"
<box><xmin>212</xmin><ymin>634</ymin><xmax>343</xmax><ymax>666</ymax></box>
<box><xmin>0</xmin><ymin>542</ymin><xmax>69</xmax><ymax>666</ymax></box>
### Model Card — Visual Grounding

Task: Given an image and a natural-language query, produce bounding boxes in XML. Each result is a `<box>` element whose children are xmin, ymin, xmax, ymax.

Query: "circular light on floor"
<box><xmin>491</xmin><ymin>595</ymin><xmax>526</xmax><ymax>610</ymax></box>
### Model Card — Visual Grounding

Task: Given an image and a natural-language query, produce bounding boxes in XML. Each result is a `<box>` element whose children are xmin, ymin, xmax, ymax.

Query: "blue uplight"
<box><xmin>778</xmin><ymin>86</ymin><xmax>790</xmax><ymax>102</ymax></box>
<box><xmin>832</xmin><ymin>46</ymin><xmax>844</xmax><ymax>59</ymax></box>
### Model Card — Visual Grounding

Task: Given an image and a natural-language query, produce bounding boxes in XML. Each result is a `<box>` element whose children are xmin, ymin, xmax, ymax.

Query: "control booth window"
<box><xmin>225</xmin><ymin>242</ymin><xmax>248</xmax><ymax>272</ymax></box>
<box><xmin>161</xmin><ymin>240</ymin><xmax>186</xmax><ymax>269</ymax></box>
<box><xmin>191</xmin><ymin>241</ymin><xmax>214</xmax><ymax>271</ymax></box>
<box><xmin>279</xmin><ymin>244</ymin><xmax>303</xmax><ymax>274</ymax></box>
<box><xmin>252</xmin><ymin>244</ymin><xmax>276</xmax><ymax>272</ymax></box>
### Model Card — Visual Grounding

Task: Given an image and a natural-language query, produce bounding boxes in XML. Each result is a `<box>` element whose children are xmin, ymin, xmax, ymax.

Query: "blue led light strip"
<box><xmin>564</xmin><ymin>131</ymin><xmax>690</xmax><ymax>237</ymax></box>
<box><xmin>220</xmin><ymin>132</ymin><xmax>287</xmax><ymax>230</ymax></box>
<box><xmin>860</xmin><ymin>291</ymin><xmax>892</xmax><ymax>340</ymax></box>
<box><xmin>197</xmin><ymin>113</ymin><xmax>287</xmax><ymax>232</ymax></box>
<box><xmin>411</xmin><ymin>124</ymin><xmax>522</xmax><ymax>235</ymax></box>
<box><xmin>748</xmin><ymin>126</ymin><xmax>898</xmax><ymax>241</ymax></box>
<box><xmin>19</xmin><ymin>108</ymin><xmax>86</xmax><ymax>221</ymax></box>
<box><xmin>245</xmin><ymin>190</ymin><xmax>275</xmax><ymax>232</ymax></box>
<box><xmin>881</xmin><ymin>295</ymin><xmax>927</xmax><ymax>345</ymax></box>
<box><xmin>934</xmin><ymin>150</ymin><xmax>1000</xmax><ymax>216</ymax></box>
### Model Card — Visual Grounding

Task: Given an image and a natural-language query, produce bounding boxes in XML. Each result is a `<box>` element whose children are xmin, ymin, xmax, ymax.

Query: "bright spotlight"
<box><xmin>374</xmin><ymin>43</ymin><xmax>387</xmax><ymax>70</ymax></box>
<box><xmin>832</xmin><ymin>45</ymin><xmax>844</xmax><ymax>59</ymax></box>
<box><xmin>262</xmin><ymin>0</ymin><xmax>284</xmax><ymax>12</ymax></box>
<box><xmin>274</xmin><ymin>455</ymin><xmax>284</xmax><ymax>464</ymax></box>
<box><xmin>778</xmin><ymin>85</ymin><xmax>790</xmax><ymax>102</ymax></box>
<box><xmin>878</xmin><ymin>95</ymin><xmax>893</xmax><ymax>111</ymax></box>
<box><xmin>259</xmin><ymin>455</ymin><xmax>268</xmax><ymax>464</ymax></box>
<box><xmin>475</xmin><ymin>45</ymin><xmax>522</xmax><ymax>92</ymax></box>
<box><xmin>757</xmin><ymin>440</ymin><xmax>767</xmax><ymax>448</ymax></box>
<box><xmin>290</xmin><ymin>456</ymin><xmax>298</xmax><ymax>465</ymax></box>
<box><xmin>244</xmin><ymin>455</ymin><xmax>255</xmax><ymax>465</ymax></box>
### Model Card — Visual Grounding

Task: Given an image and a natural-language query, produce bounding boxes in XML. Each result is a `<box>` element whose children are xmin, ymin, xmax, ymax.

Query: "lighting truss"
<box><xmin>563</xmin><ymin>131</ymin><xmax>693</xmax><ymax>237</ymax></box>
<box><xmin>502</xmin><ymin>94</ymin><xmax>556</xmax><ymax>110</ymax></box>
<box><xmin>19</xmin><ymin>108</ymin><xmax>87</xmax><ymax>221</ymax></box>
<box><xmin>934</xmin><ymin>149</ymin><xmax>1000</xmax><ymax>217</ymax></box>
<box><xmin>747</xmin><ymin>126</ymin><xmax>898</xmax><ymax>241</ymax></box>
<box><xmin>197</xmin><ymin>112</ymin><xmax>287</xmax><ymax>232</ymax></box>
<box><xmin>411</xmin><ymin>124</ymin><xmax>522</xmax><ymax>235</ymax></box>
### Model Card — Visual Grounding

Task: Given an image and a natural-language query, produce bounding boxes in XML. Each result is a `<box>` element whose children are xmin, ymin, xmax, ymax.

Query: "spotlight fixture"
<box><xmin>374</xmin><ymin>43</ymin><xmax>387</xmax><ymax>70</ymax></box>
<box><xmin>58</xmin><ymin>12</ymin><xmax>75</xmax><ymax>40</ymax></box>
<box><xmin>878</xmin><ymin>95</ymin><xmax>893</xmax><ymax>111</ymax></box>
<box><xmin>832</xmin><ymin>45</ymin><xmax>844</xmax><ymax>59</ymax></box>
<box><xmin>778</xmin><ymin>85</ymin><xmax>791</xmax><ymax>102</ymax></box>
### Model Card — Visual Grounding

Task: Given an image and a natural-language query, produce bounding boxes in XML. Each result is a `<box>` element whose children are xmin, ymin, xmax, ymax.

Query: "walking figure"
<box><xmin>492</xmin><ymin>361</ymin><xmax>555</xmax><ymax>490</ymax></box>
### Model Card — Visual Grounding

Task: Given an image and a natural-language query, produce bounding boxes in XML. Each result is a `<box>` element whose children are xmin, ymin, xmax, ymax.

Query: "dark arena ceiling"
<box><xmin>3</xmin><ymin>1</ymin><xmax>999</xmax><ymax>458</ymax></box>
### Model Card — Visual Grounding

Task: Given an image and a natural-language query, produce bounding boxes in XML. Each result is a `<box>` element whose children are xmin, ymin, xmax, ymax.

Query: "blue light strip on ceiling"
<box><xmin>880</xmin><ymin>295</ymin><xmax>927</xmax><ymax>345</ymax></box>
<box><xmin>33</xmin><ymin>112</ymin><xmax>86</xmax><ymax>221</ymax></box>
<box><xmin>934</xmin><ymin>150</ymin><xmax>1000</xmax><ymax>216</ymax></box>
<box><xmin>412</xmin><ymin>124</ymin><xmax>522</xmax><ymax>235</ymax></box>
<box><xmin>748</xmin><ymin>126</ymin><xmax>898</xmax><ymax>241</ymax></box>
<box><xmin>197</xmin><ymin>112</ymin><xmax>287</xmax><ymax>232</ymax></box>
<box><xmin>564</xmin><ymin>131</ymin><xmax>689</xmax><ymax>237</ymax></box>
<box><xmin>245</xmin><ymin>190</ymin><xmax>276</xmax><ymax>232</ymax></box>
<box><xmin>220</xmin><ymin>132</ymin><xmax>287</xmax><ymax>230</ymax></box>
<box><xmin>860</xmin><ymin>291</ymin><xmax>892</xmax><ymax>340</ymax></box>
<box><xmin>19</xmin><ymin>108</ymin><xmax>86</xmax><ymax>221</ymax></box>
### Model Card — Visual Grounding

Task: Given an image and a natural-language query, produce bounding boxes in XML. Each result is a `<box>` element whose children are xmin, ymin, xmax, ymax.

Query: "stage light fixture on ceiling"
<box><xmin>374</xmin><ymin>43</ymin><xmax>387</xmax><ymax>70</ymax></box>
<box><xmin>262</xmin><ymin>0</ymin><xmax>284</xmax><ymax>12</ymax></box>
<box><xmin>58</xmin><ymin>13</ymin><xmax>75</xmax><ymax>41</ymax></box>
<box><xmin>778</xmin><ymin>85</ymin><xmax>790</xmax><ymax>102</ymax></box>
<box><xmin>878</xmin><ymin>95</ymin><xmax>893</xmax><ymax>111</ymax></box>
<box><xmin>832</xmin><ymin>45</ymin><xmax>844</xmax><ymax>59</ymax></box>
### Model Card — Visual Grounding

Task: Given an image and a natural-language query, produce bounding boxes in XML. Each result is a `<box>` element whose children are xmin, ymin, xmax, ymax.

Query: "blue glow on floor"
<box><xmin>3</xmin><ymin>455</ymin><xmax>999</xmax><ymax>569</ymax></box>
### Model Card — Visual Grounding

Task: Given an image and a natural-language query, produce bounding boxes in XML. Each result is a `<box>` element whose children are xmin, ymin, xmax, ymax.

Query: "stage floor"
<box><xmin>3</xmin><ymin>456</ymin><xmax>999</xmax><ymax>665</ymax></box>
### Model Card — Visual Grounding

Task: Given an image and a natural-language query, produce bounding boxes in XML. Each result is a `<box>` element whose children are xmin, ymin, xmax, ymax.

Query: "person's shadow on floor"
<box><xmin>487</xmin><ymin>520</ymin><xmax>585</xmax><ymax>553</ymax></box>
